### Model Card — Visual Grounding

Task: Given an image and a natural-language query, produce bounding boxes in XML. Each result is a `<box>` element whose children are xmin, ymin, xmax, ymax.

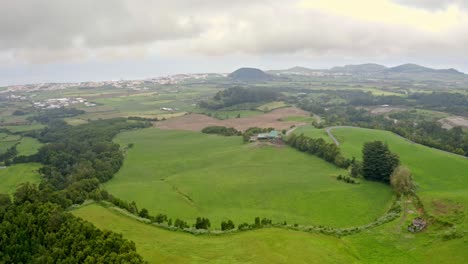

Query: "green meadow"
<box><xmin>105</xmin><ymin>128</ymin><xmax>393</xmax><ymax>227</ymax></box>
<box><xmin>73</xmin><ymin>200</ymin><xmax>468</xmax><ymax>264</ymax></box>
<box><xmin>0</xmin><ymin>163</ymin><xmax>41</xmax><ymax>194</ymax></box>
<box><xmin>0</xmin><ymin>133</ymin><xmax>42</xmax><ymax>156</ymax></box>
<box><xmin>73</xmin><ymin>203</ymin><xmax>359</xmax><ymax>264</ymax></box>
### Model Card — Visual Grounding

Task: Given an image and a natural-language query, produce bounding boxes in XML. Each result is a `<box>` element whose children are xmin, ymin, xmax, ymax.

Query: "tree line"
<box><xmin>286</xmin><ymin>133</ymin><xmax>351</xmax><ymax>168</ymax></box>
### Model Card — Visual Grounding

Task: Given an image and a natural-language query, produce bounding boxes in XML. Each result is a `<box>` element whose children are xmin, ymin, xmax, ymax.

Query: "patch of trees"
<box><xmin>286</xmin><ymin>133</ymin><xmax>351</xmax><ymax>168</ymax></box>
<box><xmin>336</xmin><ymin>174</ymin><xmax>358</xmax><ymax>184</ymax></box>
<box><xmin>29</xmin><ymin>108</ymin><xmax>85</xmax><ymax>124</ymax></box>
<box><xmin>199</xmin><ymin>86</ymin><xmax>280</xmax><ymax>110</ymax></box>
<box><xmin>14</xmin><ymin>118</ymin><xmax>149</xmax><ymax>205</ymax></box>
<box><xmin>362</xmin><ymin>141</ymin><xmax>400</xmax><ymax>183</ymax></box>
<box><xmin>195</xmin><ymin>217</ymin><xmax>211</xmax><ymax>229</ymax></box>
<box><xmin>128</xmin><ymin>116</ymin><xmax>159</xmax><ymax>122</ymax></box>
<box><xmin>12</xmin><ymin>109</ymin><xmax>27</xmax><ymax>116</ymax></box>
<box><xmin>0</xmin><ymin>191</ymin><xmax>144</xmax><ymax>263</ymax></box>
<box><xmin>390</xmin><ymin>166</ymin><xmax>416</xmax><ymax>196</ymax></box>
<box><xmin>221</xmin><ymin>220</ymin><xmax>235</xmax><ymax>231</ymax></box>
<box><xmin>202</xmin><ymin>126</ymin><xmax>241</xmax><ymax>136</ymax></box>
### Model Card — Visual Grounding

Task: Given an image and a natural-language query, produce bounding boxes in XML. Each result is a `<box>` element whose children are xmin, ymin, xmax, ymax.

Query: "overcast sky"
<box><xmin>1</xmin><ymin>0</ymin><xmax>468</xmax><ymax>85</ymax></box>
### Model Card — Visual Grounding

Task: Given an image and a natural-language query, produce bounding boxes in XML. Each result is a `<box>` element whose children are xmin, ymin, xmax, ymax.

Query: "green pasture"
<box><xmin>0</xmin><ymin>163</ymin><xmax>41</xmax><ymax>194</ymax></box>
<box><xmin>73</xmin><ymin>203</ymin><xmax>359</xmax><ymax>264</ymax></box>
<box><xmin>105</xmin><ymin>128</ymin><xmax>393</xmax><ymax>227</ymax></box>
<box><xmin>0</xmin><ymin>133</ymin><xmax>42</xmax><ymax>156</ymax></box>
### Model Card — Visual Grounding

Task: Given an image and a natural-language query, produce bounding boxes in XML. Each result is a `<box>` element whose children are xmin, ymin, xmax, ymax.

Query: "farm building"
<box><xmin>257</xmin><ymin>130</ymin><xmax>280</xmax><ymax>140</ymax></box>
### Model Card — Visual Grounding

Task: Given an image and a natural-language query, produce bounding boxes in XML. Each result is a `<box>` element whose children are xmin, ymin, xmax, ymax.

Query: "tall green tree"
<box><xmin>362</xmin><ymin>141</ymin><xmax>399</xmax><ymax>183</ymax></box>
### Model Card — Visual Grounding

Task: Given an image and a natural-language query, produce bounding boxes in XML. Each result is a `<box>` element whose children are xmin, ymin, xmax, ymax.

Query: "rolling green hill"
<box><xmin>105</xmin><ymin>128</ymin><xmax>393</xmax><ymax>227</ymax></box>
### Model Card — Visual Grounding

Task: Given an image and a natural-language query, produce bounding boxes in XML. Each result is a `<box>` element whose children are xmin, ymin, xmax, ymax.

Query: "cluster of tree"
<box><xmin>390</xmin><ymin>166</ymin><xmax>416</xmax><ymax>196</ymax></box>
<box><xmin>409</xmin><ymin>92</ymin><xmax>468</xmax><ymax>116</ymax></box>
<box><xmin>242</xmin><ymin>127</ymin><xmax>274</xmax><ymax>142</ymax></box>
<box><xmin>221</xmin><ymin>220</ymin><xmax>235</xmax><ymax>231</ymax></box>
<box><xmin>286</xmin><ymin>134</ymin><xmax>351</xmax><ymax>168</ymax></box>
<box><xmin>29</xmin><ymin>108</ymin><xmax>85</xmax><ymax>124</ymax></box>
<box><xmin>336</xmin><ymin>174</ymin><xmax>358</xmax><ymax>184</ymax></box>
<box><xmin>362</xmin><ymin>141</ymin><xmax>400</xmax><ymax>183</ymax></box>
<box><xmin>238</xmin><ymin>217</ymin><xmax>273</xmax><ymax>230</ymax></box>
<box><xmin>199</xmin><ymin>86</ymin><xmax>280</xmax><ymax>110</ymax></box>
<box><xmin>128</xmin><ymin>116</ymin><xmax>160</xmax><ymax>122</ymax></box>
<box><xmin>0</xmin><ymin>190</ymin><xmax>144</xmax><ymax>263</ymax></box>
<box><xmin>201</xmin><ymin>126</ymin><xmax>241</xmax><ymax>136</ymax></box>
<box><xmin>195</xmin><ymin>217</ymin><xmax>211</xmax><ymax>229</ymax></box>
<box><xmin>12</xmin><ymin>109</ymin><xmax>27</xmax><ymax>116</ymax></box>
<box><xmin>12</xmin><ymin>119</ymin><xmax>149</xmax><ymax>206</ymax></box>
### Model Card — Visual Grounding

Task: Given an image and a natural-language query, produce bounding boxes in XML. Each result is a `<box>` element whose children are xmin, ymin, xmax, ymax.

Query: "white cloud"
<box><xmin>0</xmin><ymin>0</ymin><xmax>467</xmax><ymax>64</ymax></box>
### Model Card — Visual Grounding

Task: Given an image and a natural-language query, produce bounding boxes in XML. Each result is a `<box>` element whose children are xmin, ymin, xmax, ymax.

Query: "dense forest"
<box><xmin>0</xmin><ymin>192</ymin><xmax>144</xmax><ymax>263</ymax></box>
<box><xmin>0</xmin><ymin>109</ymin><xmax>150</xmax><ymax>263</ymax></box>
<box><xmin>199</xmin><ymin>86</ymin><xmax>280</xmax><ymax>109</ymax></box>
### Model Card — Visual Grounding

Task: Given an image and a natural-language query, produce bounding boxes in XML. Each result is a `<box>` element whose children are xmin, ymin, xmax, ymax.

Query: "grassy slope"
<box><xmin>0</xmin><ymin>163</ymin><xmax>41</xmax><ymax>194</ymax></box>
<box><xmin>294</xmin><ymin>126</ymin><xmax>332</xmax><ymax>142</ymax></box>
<box><xmin>105</xmin><ymin>128</ymin><xmax>393</xmax><ymax>227</ymax></box>
<box><xmin>73</xmin><ymin>203</ymin><xmax>359</xmax><ymax>264</ymax></box>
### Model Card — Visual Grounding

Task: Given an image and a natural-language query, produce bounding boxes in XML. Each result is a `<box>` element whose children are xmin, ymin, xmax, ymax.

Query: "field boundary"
<box><xmin>75</xmin><ymin>196</ymin><xmax>402</xmax><ymax>238</ymax></box>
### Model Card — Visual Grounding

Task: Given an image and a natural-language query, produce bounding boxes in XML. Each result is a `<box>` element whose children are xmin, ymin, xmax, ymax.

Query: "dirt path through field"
<box><xmin>155</xmin><ymin>107</ymin><xmax>310</xmax><ymax>132</ymax></box>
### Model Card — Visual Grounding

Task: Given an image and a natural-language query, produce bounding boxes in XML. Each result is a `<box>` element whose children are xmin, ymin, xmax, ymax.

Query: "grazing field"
<box><xmin>105</xmin><ymin>128</ymin><xmax>393</xmax><ymax>227</ymax></box>
<box><xmin>325</xmin><ymin>127</ymin><xmax>468</xmax><ymax>232</ymax></box>
<box><xmin>0</xmin><ymin>163</ymin><xmax>41</xmax><ymax>194</ymax></box>
<box><xmin>293</xmin><ymin>126</ymin><xmax>332</xmax><ymax>142</ymax></box>
<box><xmin>73</xmin><ymin>203</ymin><xmax>359</xmax><ymax>264</ymax></box>
<box><xmin>155</xmin><ymin>107</ymin><xmax>310</xmax><ymax>132</ymax></box>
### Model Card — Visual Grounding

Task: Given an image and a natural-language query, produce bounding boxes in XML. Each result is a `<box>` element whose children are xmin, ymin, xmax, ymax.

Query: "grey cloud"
<box><xmin>392</xmin><ymin>0</ymin><xmax>468</xmax><ymax>10</ymax></box>
<box><xmin>1</xmin><ymin>0</ymin><xmax>468</xmax><ymax>64</ymax></box>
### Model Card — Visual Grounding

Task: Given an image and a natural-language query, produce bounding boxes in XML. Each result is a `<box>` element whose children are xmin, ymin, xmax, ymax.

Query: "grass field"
<box><xmin>293</xmin><ymin>126</ymin><xmax>332</xmax><ymax>142</ymax></box>
<box><xmin>73</xmin><ymin>203</ymin><xmax>359</xmax><ymax>264</ymax></box>
<box><xmin>3</xmin><ymin>123</ymin><xmax>46</xmax><ymax>133</ymax></box>
<box><xmin>0</xmin><ymin>134</ymin><xmax>42</xmax><ymax>156</ymax></box>
<box><xmin>105</xmin><ymin>128</ymin><xmax>393</xmax><ymax>228</ymax></box>
<box><xmin>0</xmin><ymin>163</ymin><xmax>41</xmax><ymax>194</ymax></box>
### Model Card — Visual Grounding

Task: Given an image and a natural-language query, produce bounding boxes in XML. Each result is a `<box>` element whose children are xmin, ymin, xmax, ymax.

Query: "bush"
<box><xmin>195</xmin><ymin>217</ymin><xmax>211</xmax><ymax>229</ymax></box>
<box><xmin>221</xmin><ymin>220</ymin><xmax>235</xmax><ymax>231</ymax></box>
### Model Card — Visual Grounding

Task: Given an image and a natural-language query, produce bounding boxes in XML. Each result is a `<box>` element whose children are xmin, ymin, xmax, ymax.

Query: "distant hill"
<box><xmin>229</xmin><ymin>68</ymin><xmax>273</xmax><ymax>82</ymax></box>
<box><xmin>387</xmin><ymin>64</ymin><xmax>464</xmax><ymax>75</ymax></box>
<box><xmin>330</xmin><ymin>63</ymin><xmax>387</xmax><ymax>73</ymax></box>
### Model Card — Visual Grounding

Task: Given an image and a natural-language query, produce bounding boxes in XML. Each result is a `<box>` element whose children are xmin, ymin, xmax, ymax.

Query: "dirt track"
<box><xmin>155</xmin><ymin>107</ymin><xmax>310</xmax><ymax>132</ymax></box>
